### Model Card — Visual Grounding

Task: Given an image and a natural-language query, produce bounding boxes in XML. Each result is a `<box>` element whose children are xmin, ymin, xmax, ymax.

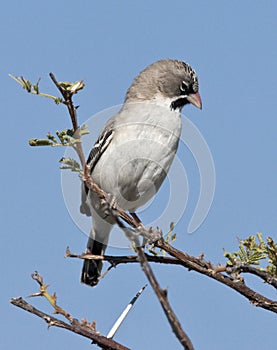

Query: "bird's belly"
<box><xmin>92</xmin><ymin>121</ymin><xmax>181</xmax><ymax>211</ymax></box>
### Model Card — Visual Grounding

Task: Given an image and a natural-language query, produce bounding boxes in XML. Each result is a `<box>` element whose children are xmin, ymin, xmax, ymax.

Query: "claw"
<box><xmin>101</xmin><ymin>193</ymin><xmax>117</xmax><ymax>218</ymax></box>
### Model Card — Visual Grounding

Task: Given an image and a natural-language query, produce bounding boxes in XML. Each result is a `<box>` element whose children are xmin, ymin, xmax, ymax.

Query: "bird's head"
<box><xmin>125</xmin><ymin>59</ymin><xmax>202</xmax><ymax>110</ymax></box>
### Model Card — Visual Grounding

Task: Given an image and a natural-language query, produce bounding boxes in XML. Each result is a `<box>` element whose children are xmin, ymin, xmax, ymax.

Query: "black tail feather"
<box><xmin>81</xmin><ymin>239</ymin><xmax>106</xmax><ymax>287</ymax></box>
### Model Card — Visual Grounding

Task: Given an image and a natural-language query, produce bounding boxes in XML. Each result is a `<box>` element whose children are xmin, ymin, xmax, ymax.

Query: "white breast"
<box><xmin>92</xmin><ymin>101</ymin><xmax>182</xmax><ymax>211</ymax></box>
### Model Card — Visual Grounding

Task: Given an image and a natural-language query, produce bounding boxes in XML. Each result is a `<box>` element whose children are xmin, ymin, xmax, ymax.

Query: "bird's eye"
<box><xmin>180</xmin><ymin>81</ymin><xmax>189</xmax><ymax>93</ymax></box>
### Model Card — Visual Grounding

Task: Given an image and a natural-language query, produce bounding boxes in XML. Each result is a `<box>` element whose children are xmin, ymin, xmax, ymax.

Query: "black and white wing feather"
<box><xmin>86</xmin><ymin>129</ymin><xmax>114</xmax><ymax>175</ymax></box>
<box><xmin>80</xmin><ymin>120</ymin><xmax>115</xmax><ymax>216</ymax></box>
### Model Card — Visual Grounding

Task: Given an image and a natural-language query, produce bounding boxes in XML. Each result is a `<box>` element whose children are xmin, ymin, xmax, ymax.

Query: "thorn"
<box><xmin>27</xmin><ymin>292</ymin><xmax>43</xmax><ymax>298</ymax></box>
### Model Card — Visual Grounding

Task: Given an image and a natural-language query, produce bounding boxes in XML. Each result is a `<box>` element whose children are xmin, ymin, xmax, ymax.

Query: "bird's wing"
<box><xmin>87</xmin><ymin>128</ymin><xmax>114</xmax><ymax>174</ymax></box>
<box><xmin>80</xmin><ymin>118</ymin><xmax>115</xmax><ymax>216</ymax></box>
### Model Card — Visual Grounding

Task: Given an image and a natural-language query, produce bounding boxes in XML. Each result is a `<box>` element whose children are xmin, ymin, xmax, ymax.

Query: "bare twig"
<box><xmin>236</xmin><ymin>264</ymin><xmax>277</xmax><ymax>288</ymax></box>
<box><xmin>10</xmin><ymin>297</ymin><xmax>129</xmax><ymax>350</ymax></box>
<box><xmin>28</xmin><ymin>272</ymin><xmax>76</xmax><ymax>323</ymax></box>
<box><xmin>48</xmin><ymin>73</ymin><xmax>79</xmax><ymax>132</ymax></box>
<box><xmin>66</xmin><ymin>249</ymin><xmax>181</xmax><ymax>265</ymax></box>
<box><xmin>135</xmin><ymin>245</ymin><xmax>194</xmax><ymax>350</ymax></box>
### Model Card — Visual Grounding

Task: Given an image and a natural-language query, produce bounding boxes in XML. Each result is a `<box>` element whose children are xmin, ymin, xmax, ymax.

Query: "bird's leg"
<box><xmin>130</xmin><ymin>212</ymin><xmax>147</xmax><ymax>230</ymax></box>
<box><xmin>130</xmin><ymin>212</ymin><xmax>142</xmax><ymax>225</ymax></box>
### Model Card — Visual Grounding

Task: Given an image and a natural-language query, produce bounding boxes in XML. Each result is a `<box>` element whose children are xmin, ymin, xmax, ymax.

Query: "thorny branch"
<box><xmin>155</xmin><ymin>239</ymin><xmax>277</xmax><ymax>314</ymax></box>
<box><xmin>20</xmin><ymin>272</ymin><xmax>129</xmax><ymax>350</ymax></box>
<box><xmin>66</xmin><ymin>245</ymin><xmax>277</xmax><ymax>315</ymax></box>
<box><xmin>10</xmin><ymin>298</ymin><xmax>129</xmax><ymax>350</ymax></box>
<box><xmin>11</xmin><ymin>274</ymin><xmax>129</xmax><ymax>350</ymax></box>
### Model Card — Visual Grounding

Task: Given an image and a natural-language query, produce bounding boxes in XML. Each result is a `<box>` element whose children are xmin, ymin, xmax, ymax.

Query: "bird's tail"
<box><xmin>81</xmin><ymin>236</ymin><xmax>107</xmax><ymax>286</ymax></box>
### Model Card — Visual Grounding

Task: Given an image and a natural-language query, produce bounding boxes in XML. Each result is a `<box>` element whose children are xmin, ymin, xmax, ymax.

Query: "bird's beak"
<box><xmin>186</xmin><ymin>92</ymin><xmax>202</xmax><ymax>110</ymax></box>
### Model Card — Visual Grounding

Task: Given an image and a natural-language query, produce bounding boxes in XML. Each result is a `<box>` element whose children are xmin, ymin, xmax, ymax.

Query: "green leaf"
<box><xmin>29</xmin><ymin>138</ymin><xmax>53</xmax><ymax>146</ymax></box>
<box><xmin>59</xmin><ymin>157</ymin><xmax>81</xmax><ymax>173</ymax></box>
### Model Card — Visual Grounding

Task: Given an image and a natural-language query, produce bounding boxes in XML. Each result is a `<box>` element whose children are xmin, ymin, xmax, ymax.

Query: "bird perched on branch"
<box><xmin>80</xmin><ymin>59</ymin><xmax>202</xmax><ymax>286</ymax></box>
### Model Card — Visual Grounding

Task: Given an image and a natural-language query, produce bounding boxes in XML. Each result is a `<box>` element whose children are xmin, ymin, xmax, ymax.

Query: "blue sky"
<box><xmin>2</xmin><ymin>1</ymin><xmax>276</xmax><ymax>349</ymax></box>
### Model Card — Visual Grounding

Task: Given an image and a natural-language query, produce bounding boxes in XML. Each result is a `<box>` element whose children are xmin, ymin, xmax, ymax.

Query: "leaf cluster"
<box><xmin>29</xmin><ymin>124</ymin><xmax>89</xmax><ymax>148</ymax></box>
<box><xmin>224</xmin><ymin>233</ymin><xmax>277</xmax><ymax>277</ymax></box>
<box><xmin>9</xmin><ymin>74</ymin><xmax>63</xmax><ymax>104</ymax></box>
<box><xmin>9</xmin><ymin>74</ymin><xmax>85</xmax><ymax>103</ymax></box>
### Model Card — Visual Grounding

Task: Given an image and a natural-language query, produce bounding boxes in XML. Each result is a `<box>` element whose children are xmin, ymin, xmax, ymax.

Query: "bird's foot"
<box><xmin>100</xmin><ymin>193</ymin><xmax>117</xmax><ymax>218</ymax></box>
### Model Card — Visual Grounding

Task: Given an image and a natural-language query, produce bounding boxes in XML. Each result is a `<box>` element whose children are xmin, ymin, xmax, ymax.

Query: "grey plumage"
<box><xmin>81</xmin><ymin>59</ymin><xmax>202</xmax><ymax>286</ymax></box>
<box><xmin>125</xmin><ymin>60</ymin><xmax>199</xmax><ymax>102</ymax></box>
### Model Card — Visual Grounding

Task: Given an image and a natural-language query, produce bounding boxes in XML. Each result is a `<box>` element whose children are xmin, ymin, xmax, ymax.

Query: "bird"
<box><xmin>80</xmin><ymin>59</ymin><xmax>202</xmax><ymax>286</ymax></box>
